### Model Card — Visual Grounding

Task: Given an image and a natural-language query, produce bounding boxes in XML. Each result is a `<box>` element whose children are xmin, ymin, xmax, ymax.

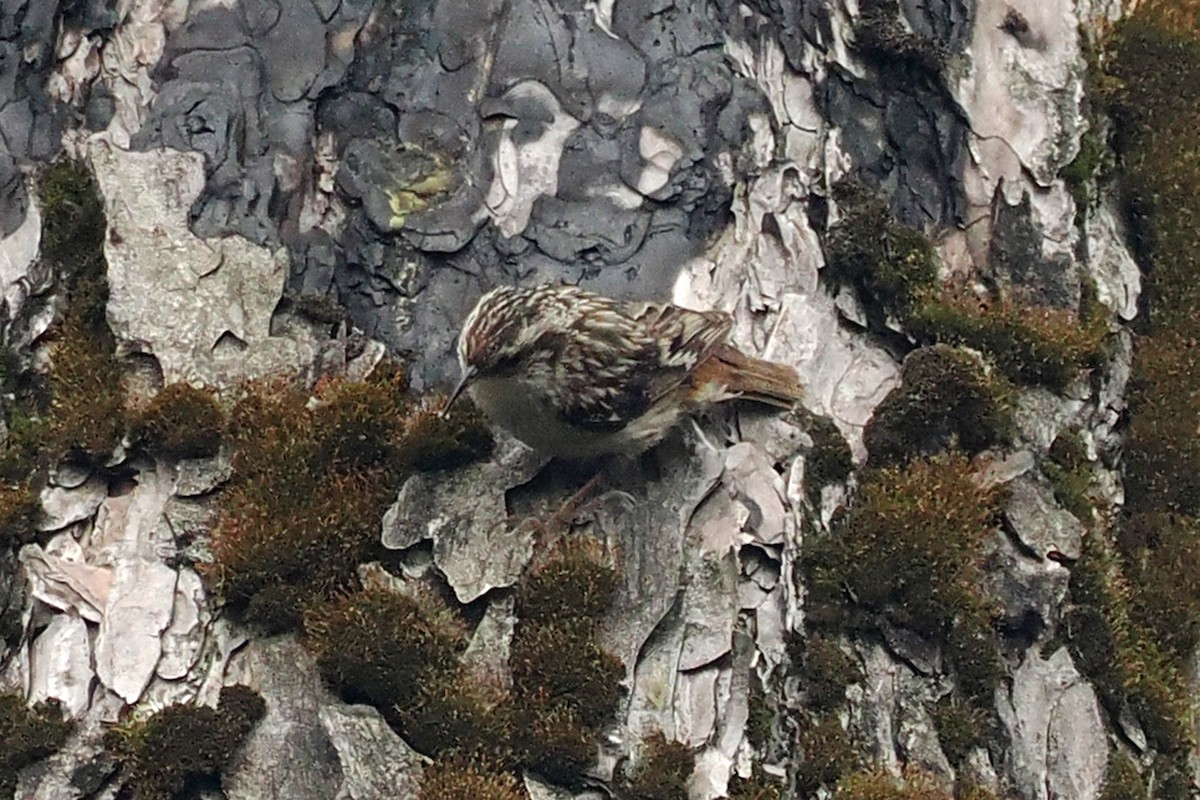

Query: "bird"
<box><xmin>443</xmin><ymin>283</ymin><xmax>804</xmax><ymax>459</ymax></box>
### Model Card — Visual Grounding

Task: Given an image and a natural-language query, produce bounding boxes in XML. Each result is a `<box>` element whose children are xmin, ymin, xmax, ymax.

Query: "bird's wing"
<box><xmin>552</xmin><ymin>299</ymin><xmax>661</xmax><ymax>432</ymax></box>
<box><xmin>626</xmin><ymin>301</ymin><xmax>733</xmax><ymax>402</ymax></box>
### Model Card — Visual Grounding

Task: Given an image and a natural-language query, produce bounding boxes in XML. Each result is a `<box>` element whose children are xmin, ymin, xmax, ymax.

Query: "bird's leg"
<box><xmin>529</xmin><ymin>470</ymin><xmax>607</xmax><ymax>552</ymax></box>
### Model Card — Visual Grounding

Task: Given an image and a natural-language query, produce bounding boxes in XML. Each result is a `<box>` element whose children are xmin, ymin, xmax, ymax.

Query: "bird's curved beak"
<box><xmin>440</xmin><ymin>366</ymin><xmax>477</xmax><ymax>418</ymax></box>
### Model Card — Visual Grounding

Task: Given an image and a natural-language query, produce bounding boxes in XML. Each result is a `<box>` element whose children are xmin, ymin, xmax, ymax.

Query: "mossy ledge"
<box><xmin>822</xmin><ymin>180</ymin><xmax>1108</xmax><ymax>393</ymax></box>
<box><xmin>104</xmin><ymin>685</ymin><xmax>266</xmax><ymax>800</ymax></box>
<box><xmin>303</xmin><ymin>535</ymin><xmax>624</xmax><ymax>793</ymax></box>
<box><xmin>202</xmin><ymin>371</ymin><xmax>492</xmax><ymax>632</ymax></box>
<box><xmin>0</xmin><ymin>694</ymin><xmax>74</xmax><ymax>796</ymax></box>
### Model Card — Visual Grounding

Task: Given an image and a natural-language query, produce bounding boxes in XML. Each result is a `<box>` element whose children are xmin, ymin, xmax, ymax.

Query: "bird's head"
<box><xmin>442</xmin><ymin>286</ymin><xmax>558</xmax><ymax>415</ymax></box>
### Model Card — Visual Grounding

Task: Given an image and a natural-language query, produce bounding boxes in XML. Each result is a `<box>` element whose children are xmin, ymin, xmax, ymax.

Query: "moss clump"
<box><xmin>0</xmin><ymin>411</ymin><xmax>49</xmax><ymax>485</ymax></box>
<box><xmin>796</xmin><ymin>715</ymin><xmax>859</xmax><ymax>795</ymax></box>
<box><xmin>0</xmin><ymin>482</ymin><xmax>42</xmax><ymax>547</ymax></box>
<box><xmin>943</xmin><ymin>611</ymin><xmax>1006</xmax><ymax>707</ymax></box>
<box><xmin>304</xmin><ymin>585</ymin><xmax>467</xmax><ymax>718</ymax></box>
<box><xmin>1115</xmin><ymin>512</ymin><xmax>1200</xmax><ymax>665</ymax></box>
<box><xmin>807</xmin><ymin>454</ymin><xmax>1000</xmax><ymax>639</ymax></box>
<box><xmin>1098</xmin><ymin>751</ymin><xmax>1145</xmax><ymax>800</ymax></box>
<box><xmin>804</xmin><ymin>415</ymin><xmax>854</xmax><ymax>497</ymax></box>
<box><xmin>418</xmin><ymin>758</ymin><xmax>525</xmax><ymax>800</ymax></box>
<box><xmin>395</xmin><ymin>395</ymin><xmax>494</xmax><ymax>472</ymax></box>
<box><xmin>1108</xmin><ymin>6</ymin><xmax>1200</xmax><ymax>333</ymax></box>
<box><xmin>399</xmin><ymin>667</ymin><xmax>514</xmax><ymax>760</ymax></box>
<box><xmin>132</xmin><ymin>383</ymin><xmax>225</xmax><ymax>460</ymax></box>
<box><xmin>852</xmin><ymin>0</ymin><xmax>946</xmax><ymax>85</ymax></box>
<box><xmin>823</xmin><ymin>180</ymin><xmax>1106</xmax><ymax>393</ymax></box>
<box><xmin>798</xmin><ymin>635</ymin><xmax>861</xmax><ymax>714</ymax></box>
<box><xmin>823</xmin><ymin>181</ymin><xmax>939</xmax><ymax>321</ymax></box>
<box><xmin>39</xmin><ymin>160</ymin><xmax>108</xmax><ymax>329</ymax></box>
<box><xmin>906</xmin><ymin>290</ymin><xmax>1108</xmax><ymax>391</ymax></box>
<box><xmin>206</xmin><ymin>373</ymin><xmax>442</xmax><ymax>630</ymax></box>
<box><xmin>864</xmin><ymin>345</ymin><xmax>1014</xmax><ymax>465</ymax></box>
<box><xmin>1122</xmin><ymin>332</ymin><xmax>1200</xmax><ymax>515</ymax></box>
<box><xmin>930</xmin><ymin>696</ymin><xmax>989</xmax><ymax>766</ymax></box>
<box><xmin>510</xmin><ymin>536</ymin><xmax>623</xmax><ymax>784</ymax></box>
<box><xmin>1044</xmin><ymin>429</ymin><xmax>1095</xmax><ymax>521</ymax></box>
<box><xmin>1065</xmin><ymin>531</ymin><xmax>1191</xmax><ymax>756</ymax></box>
<box><xmin>622</xmin><ymin>732</ymin><xmax>695</xmax><ymax>800</ymax></box>
<box><xmin>106</xmin><ymin>685</ymin><xmax>265</xmax><ymax>800</ymax></box>
<box><xmin>834</xmin><ymin>769</ymin><xmax>953</xmax><ymax>800</ymax></box>
<box><xmin>516</xmin><ymin>536</ymin><xmax>618</xmax><ymax>625</ymax></box>
<box><xmin>728</xmin><ymin>770</ymin><xmax>784</xmax><ymax>800</ymax></box>
<box><xmin>0</xmin><ymin>695</ymin><xmax>73</xmax><ymax>796</ymax></box>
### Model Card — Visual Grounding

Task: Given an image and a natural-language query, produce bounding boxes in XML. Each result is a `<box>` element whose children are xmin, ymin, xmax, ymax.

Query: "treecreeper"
<box><xmin>445</xmin><ymin>283</ymin><xmax>803</xmax><ymax>459</ymax></box>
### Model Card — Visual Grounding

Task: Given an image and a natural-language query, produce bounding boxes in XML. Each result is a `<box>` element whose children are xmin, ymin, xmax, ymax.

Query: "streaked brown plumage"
<box><xmin>445</xmin><ymin>283</ymin><xmax>802</xmax><ymax>458</ymax></box>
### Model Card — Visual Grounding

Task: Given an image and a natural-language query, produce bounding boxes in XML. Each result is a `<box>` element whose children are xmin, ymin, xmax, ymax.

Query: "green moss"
<box><xmin>1122</xmin><ymin>332</ymin><xmax>1200</xmax><ymax>515</ymax></box>
<box><xmin>943</xmin><ymin>610</ymin><xmax>1006</xmax><ymax>707</ymax></box>
<box><xmin>398</xmin><ymin>667</ymin><xmax>514</xmax><ymax>760</ymax></box>
<box><xmin>834</xmin><ymin>769</ymin><xmax>953</xmax><ymax>800</ymax></box>
<box><xmin>1065</xmin><ymin>531</ymin><xmax>1192</xmax><ymax>756</ymax></box>
<box><xmin>796</xmin><ymin>715</ymin><xmax>859</xmax><ymax>795</ymax></box>
<box><xmin>395</xmin><ymin>395</ymin><xmax>494</xmax><ymax>472</ymax></box>
<box><xmin>864</xmin><ymin>345</ymin><xmax>1014</xmax><ymax>465</ymax></box>
<box><xmin>133</xmin><ymin>382</ymin><xmax>225</xmax><ymax>460</ymax></box>
<box><xmin>622</xmin><ymin>732</ymin><xmax>695</xmax><ymax>800</ymax></box>
<box><xmin>36</xmin><ymin>160</ymin><xmax>127</xmax><ymax>464</ymax></box>
<box><xmin>1108</xmin><ymin>7</ymin><xmax>1200</xmax><ymax>333</ymax></box>
<box><xmin>799</xmin><ymin>635</ymin><xmax>861</xmax><ymax>714</ymax></box>
<box><xmin>824</xmin><ymin>181</ymin><xmax>939</xmax><ymax>321</ymax></box>
<box><xmin>1116</xmin><ymin>512</ymin><xmax>1200</xmax><ymax>664</ymax></box>
<box><xmin>1099</xmin><ymin>751</ymin><xmax>1146</xmax><ymax>800</ymax></box>
<box><xmin>0</xmin><ymin>410</ymin><xmax>49</xmax><ymax>484</ymax></box>
<box><xmin>930</xmin><ymin>696</ymin><xmax>989</xmax><ymax>766</ymax></box>
<box><xmin>0</xmin><ymin>482</ymin><xmax>42</xmax><ymax>547</ymax></box>
<box><xmin>906</xmin><ymin>291</ymin><xmax>1108</xmax><ymax>391</ymax></box>
<box><xmin>106</xmin><ymin>685</ymin><xmax>264</xmax><ymax>800</ymax></box>
<box><xmin>1044</xmin><ymin>429</ymin><xmax>1095</xmax><ymax>521</ymax></box>
<box><xmin>515</xmin><ymin>536</ymin><xmax>617</xmax><ymax>625</ymax></box>
<box><xmin>809</xmin><ymin>454</ymin><xmax>1000</xmax><ymax>639</ymax></box>
<box><xmin>805</xmin><ymin>414</ymin><xmax>854</xmax><ymax>497</ymax></box>
<box><xmin>304</xmin><ymin>585</ymin><xmax>467</xmax><ymax>716</ymax></box>
<box><xmin>728</xmin><ymin>770</ymin><xmax>784</xmax><ymax>800</ymax></box>
<box><xmin>0</xmin><ymin>694</ymin><xmax>73</xmax><ymax>796</ymax></box>
<box><xmin>418</xmin><ymin>758</ymin><xmax>525</xmax><ymax>800</ymax></box>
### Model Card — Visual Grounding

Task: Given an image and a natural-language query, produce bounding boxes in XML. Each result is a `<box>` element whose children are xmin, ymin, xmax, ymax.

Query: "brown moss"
<box><xmin>805</xmin><ymin>414</ymin><xmax>854</xmax><ymax>496</ymax></box>
<box><xmin>106</xmin><ymin>685</ymin><xmax>264</xmax><ymax>800</ymax></box>
<box><xmin>0</xmin><ymin>694</ymin><xmax>73</xmax><ymax>796</ymax></box>
<box><xmin>814</xmin><ymin>454</ymin><xmax>1000</xmax><ymax>639</ymax></box>
<box><xmin>1065</xmin><ymin>530</ymin><xmax>1192</xmax><ymax>756</ymax></box>
<box><xmin>395</xmin><ymin>395</ymin><xmax>494</xmax><ymax>472</ymax></box>
<box><xmin>0</xmin><ymin>482</ymin><xmax>42</xmax><ymax>547</ymax></box>
<box><xmin>799</xmin><ymin>635</ymin><xmax>861</xmax><ymax>713</ymax></box>
<box><xmin>418</xmin><ymin>758</ymin><xmax>525</xmax><ymax>800</ymax></box>
<box><xmin>1115</xmin><ymin>512</ymin><xmax>1200</xmax><ymax>664</ymax></box>
<box><xmin>510</xmin><ymin>620</ymin><xmax>624</xmax><ymax>729</ymax></box>
<box><xmin>622</xmin><ymin>732</ymin><xmax>695</xmax><ymax>800</ymax></box>
<box><xmin>398</xmin><ymin>666</ymin><xmax>514</xmax><ymax>760</ymax></box>
<box><xmin>796</xmin><ymin>714</ymin><xmax>859</xmax><ymax>794</ymax></box>
<box><xmin>515</xmin><ymin>535</ymin><xmax>617</xmax><ymax>624</ymax></box>
<box><xmin>907</xmin><ymin>289</ymin><xmax>1108</xmax><ymax>391</ymax></box>
<box><xmin>132</xmin><ymin>382</ymin><xmax>225</xmax><ymax>460</ymax></box>
<box><xmin>834</xmin><ymin>769</ymin><xmax>952</xmax><ymax>800</ymax></box>
<box><xmin>1098</xmin><ymin>751</ymin><xmax>1146</xmax><ymax>800</ymax></box>
<box><xmin>204</xmin><ymin>378</ymin><xmax>412</xmax><ymax>630</ymax></box>
<box><xmin>727</xmin><ymin>770</ymin><xmax>784</xmax><ymax>800</ymax></box>
<box><xmin>46</xmin><ymin>315</ymin><xmax>126</xmax><ymax>463</ymax></box>
<box><xmin>864</xmin><ymin>345</ymin><xmax>1014</xmax><ymax>466</ymax></box>
<box><xmin>303</xmin><ymin>585</ymin><xmax>467</xmax><ymax>715</ymax></box>
<box><xmin>509</xmin><ymin>697</ymin><xmax>597</xmax><ymax>786</ymax></box>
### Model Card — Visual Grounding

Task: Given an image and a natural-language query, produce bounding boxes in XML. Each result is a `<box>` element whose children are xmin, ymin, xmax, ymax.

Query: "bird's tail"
<box><xmin>706</xmin><ymin>344</ymin><xmax>804</xmax><ymax>409</ymax></box>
